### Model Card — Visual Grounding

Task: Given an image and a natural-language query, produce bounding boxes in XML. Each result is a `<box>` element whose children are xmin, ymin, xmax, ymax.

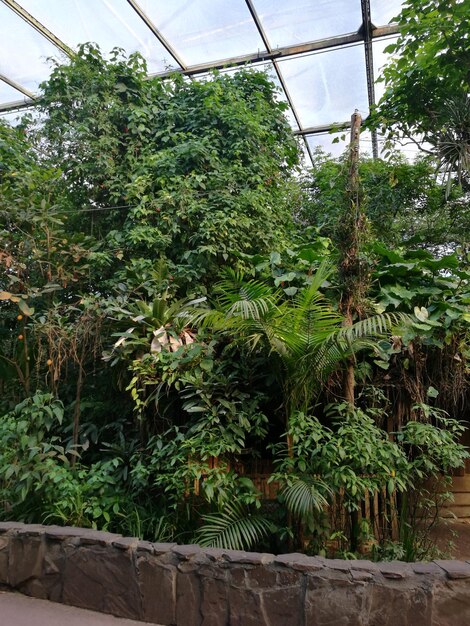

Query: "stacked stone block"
<box><xmin>0</xmin><ymin>522</ymin><xmax>469</xmax><ymax>625</ymax></box>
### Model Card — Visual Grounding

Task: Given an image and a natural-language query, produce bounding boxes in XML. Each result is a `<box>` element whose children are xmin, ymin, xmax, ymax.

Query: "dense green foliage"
<box><xmin>33</xmin><ymin>44</ymin><xmax>299</xmax><ymax>287</ymax></box>
<box><xmin>302</xmin><ymin>151</ymin><xmax>469</xmax><ymax>251</ymax></box>
<box><xmin>0</xmin><ymin>38</ymin><xmax>468</xmax><ymax>560</ymax></box>
<box><xmin>369</xmin><ymin>0</ymin><xmax>470</xmax><ymax>185</ymax></box>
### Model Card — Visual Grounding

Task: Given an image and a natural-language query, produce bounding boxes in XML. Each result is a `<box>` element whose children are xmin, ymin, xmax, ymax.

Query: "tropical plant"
<box><xmin>0</xmin><ymin>392</ymin><xmax>131</xmax><ymax>529</ymax></box>
<box><xmin>194</xmin><ymin>263</ymin><xmax>408</xmax><ymax>423</ymax></box>
<box><xmin>0</xmin><ymin>392</ymin><xmax>67</xmax><ymax>519</ymax></box>
<box><xmin>281</xmin><ymin>476</ymin><xmax>331</xmax><ymax>524</ymax></box>
<box><xmin>395</xmin><ymin>403</ymin><xmax>468</xmax><ymax>561</ymax></box>
<box><xmin>31</xmin><ymin>44</ymin><xmax>301</xmax><ymax>287</ymax></box>
<box><xmin>369</xmin><ymin>245</ymin><xmax>469</xmax><ymax>422</ymax></box>
<box><xmin>269</xmin><ymin>405</ymin><xmax>408</xmax><ymax>551</ymax></box>
<box><xmin>0</xmin><ymin>33</ymin><xmax>467</xmax><ymax>559</ymax></box>
<box><xmin>194</xmin><ymin>501</ymin><xmax>275</xmax><ymax>551</ymax></box>
<box><xmin>369</xmin><ymin>0</ymin><xmax>470</xmax><ymax>185</ymax></box>
<box><xmin>271</xmin><ymin>401</ymin><xmax>468</xmax><ymax>557</ymax></box>
<box><xmin>302</xmin><ymin>151</ymin><xmax>468</xmax><ymax>251</ymax></box>
<box><xmin>1</xmin><ymin>46</ymin><xmax>303</xmax><ymax>472</ymax></box>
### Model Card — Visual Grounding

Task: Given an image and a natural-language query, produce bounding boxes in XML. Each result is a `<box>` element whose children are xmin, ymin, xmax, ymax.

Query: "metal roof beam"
<box><xmin>294</xmin><ymin>122</ymin><xmax>351</xmax><ymax>137</ymax></box>
<box><xmin>360</xmin><ymin>0</ymin><xmax>378</xmax><ymax>157</ymax></box>
<box><xmin>125</xmin><ymin>0</ymin><xmax>186</xmax><ymax>71</ymax></box>
<box><xmin>0</xmin><ymin>98</ymin><xmax>35</xmax><ymax>113</ymax></box>
<box><xmin>0</xmin><ymin>74</ymin><xmax>36</xmax><ymax>100</ymax></box>
<box><xmin>150</xmin><ymin>24</ymin><xmax>399</xmax><ymax>79</ymax></box>
<box><xmin>242</xmin><ymin>1</ymin><xmax>315</xmax><ymax>164</ymax></box>
<box><xmin>243</xmin><ymin>0</ymin><xmax>271</xmax><ymax>52</ymax></box>
<box><xmin>1</xmin><ymin>0</ymin><xmax>73</xmax><ymax>57</ymax></box>
<box><xmin>274</xmin><ymin>61</ymin><xmax>315</xmax><ymax>165</ymax></box>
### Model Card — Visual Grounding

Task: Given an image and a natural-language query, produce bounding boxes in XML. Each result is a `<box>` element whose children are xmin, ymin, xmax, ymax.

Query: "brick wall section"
<box><xmin>0</xmin><ymin>522</ymin><xmax>470</xmax><ymax>625</ymax></box>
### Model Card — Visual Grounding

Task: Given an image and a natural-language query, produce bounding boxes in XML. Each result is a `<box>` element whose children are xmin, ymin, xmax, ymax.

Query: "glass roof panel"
<box><xmin>370</xmin><ymin>0</ymin><xmax>403</xmax><ymax>26</ymax></box>
<box><xmin>306</xmin><ymin>131</ymin><xmax>349</xmax><ymax>159</ymax></box>
<box><xmin>307</xmin><ymin>129</ymin><xmax>420</xmax><ymax>162</ymax></box>
<box><xmin>0</xmin><ymin>2</ymin><xmax>65</xmax><ymax>92</ymax></box>
<box><xmin>0</xmin><ymin>81</ymin><xmax>26</xmax><ymax>103</ymax></box>
<box><xmin>307</xmin><ymin>130</ymin><xmax>374</xmax><ymax>160</ymax></box>
<box><xmin>299</xmin><ymin>138</ymin><xmax>313</xmax><ymax>166</ymax></box>
<box><xmin>18</xmin><ymin>0</ymin><xmax>179</xmax><ymax>73</ymax></box>
<box><xmin>260</xmin><ymin>63</ymin><xmax>299</xmax><ymax>130</ymax></box>
<box><xmin>0</xmin><ymin>0</ymin><xmax>405</xmax><ymax>142</ymax></box>
<box><xmin>279</xmin><ymin>44</ymin><xmax>369</xmax><ymax>128</ymax></box>
<box><xmin>135</xmin><ymin>0</ymin><xmax>266</xmax><ymax>66</ymax></box>
<box><xmin>307</xmin><ymin>129</ymin><xmax>427</xmax><ymax>163</ymax></box>
<box><xmin>252</xmin><ymin>0</ymin><xmax>363</xmax><ymax>48</ymax></box>
<box><xmin>357</xmin><ymin>130</ymin><xmax>375</xmax><ymax>157</ymax></box>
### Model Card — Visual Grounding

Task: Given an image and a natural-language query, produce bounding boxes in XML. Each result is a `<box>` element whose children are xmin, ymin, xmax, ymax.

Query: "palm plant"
<box><xmin>194</xmin><ymin>501</ymin><xmax>275</xmax><ymax>551</ymax></box>
<box><xmin>281</xmin><ymin>474</ymin><xmax>331</xmax><ymax>526</ymax></box>
<box><xmin>191</xmin><ymin>261</ymin><xmax>404</xmax><ymax>422</ymax></box>
<box><xmin>188</xmin><ymin>264</ymin><xmax>408</xmax><ymax>551</ymax></box>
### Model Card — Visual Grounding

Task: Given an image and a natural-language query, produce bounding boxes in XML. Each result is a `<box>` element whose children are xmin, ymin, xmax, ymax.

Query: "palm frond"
<box><xmin>216</xmin><ymin>272</ymin><xmax>280</xmax><ymax>321</ymax></box>
<box><xmin>285</xmin><ymin>312</ymin><xmax>412</xmax><ymax>403</ymax></box>
<box><xmin>194</xmin><ymin>501</ymin><xmax>274</xmax><ymax>551</ymax></box>
<box><xmin>282</xmin><ymin>476</ymin><xmax>331</xmax><ymax>522</ymax></box>
<box><xmin>336</xmin><ymin>312</ymin><xmax>411</xmax><ymax>345</ymax></box>
<box><xmin>436</xmin><ymin>95</ymin><xmax>470</xmax><ymax>192</ymax></box>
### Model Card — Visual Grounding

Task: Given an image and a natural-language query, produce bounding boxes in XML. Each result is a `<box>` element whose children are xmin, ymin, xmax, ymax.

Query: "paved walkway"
<box><xmin>0</xmin><ymin>592</ymin><xmax>156</xmax><ymax>626</ymax></box>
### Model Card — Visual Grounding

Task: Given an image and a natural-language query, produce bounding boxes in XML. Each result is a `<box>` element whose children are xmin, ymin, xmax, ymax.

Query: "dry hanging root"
<box><xmin>35</xmin><ymin>304</ymin><xmax>105</xmax><ymax>457</ymax></box>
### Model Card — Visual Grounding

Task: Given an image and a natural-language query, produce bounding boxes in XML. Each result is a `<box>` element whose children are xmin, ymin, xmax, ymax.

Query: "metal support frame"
<box><xmin>243</xmin><ymin>0</ymin><xmax>316</xmax><ymax>163</ymax></box>
<box><xmin>294</xmin><ymin>122</ymin><xmax>351</xmax><ymax>137</ymax></box>
<box><xmin>360</xmin><ymin>0</ymin><xmax>378</xmax><ymax>157</ymax></box>
<box><xmin>0</xmin><ymin>0</ymin><xmax>73</xmax><ymax>57</ymax></box>
<box><xmin>0</xmin><ymin>0</ymin><xmax>400</xmax><ymax>158</ymax></box>
<box><xmin>125</xmin><ymin>0</ymin><xmax>186</xmax><ymax>71</ymax></box>
<box><xmin>152</xmin><ymin>25</ymin><xmax>398</xmax><ymax>79</ymax></box>
<box><xmin>0</xmin><ymin>74</ymin><xmax>35</xmax><ymax>100</ymax></box>
<box><xmin>0</xmin><ymin>99</ymin><xmax>34</xmax><ymax>117</ymax></box>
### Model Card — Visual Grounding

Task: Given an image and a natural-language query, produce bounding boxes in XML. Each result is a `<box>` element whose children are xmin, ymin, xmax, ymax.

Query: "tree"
<box><xmin>195</xmin><ymin>263</ymin><xmax>404</xmax><ymax>427</ymax></box>
<box><xmin>1</xmin><ymin>45</ymin><xmax>303</xmax><ymax>444</ymax></box>
<box><xmin>0</xmin><ymin>121</ymin><xmax>94</xmax><ymax>403</ymax></box>
<box><xmin>1</xmin><ymin>42</ymin><xmax>467</xmax><ymax>557</ymax></box>
<box><xmin>32</xmin><ymin>44</ymin><xmax>301</xmax><ymax>288</ymax></box>
<box><xmin>369</xmin><ymin>0</ymin><xmax>470</xmax><ymax>185</ymax></box>
<box><xmin>369</xmin><ymin>244</ymin><xmax>470</xmax><ymax>423</ymax></box>
<box><xmin>301</xmin><ymin>150</ymin><xmax>468</xmax><ymax>252</ymax></box>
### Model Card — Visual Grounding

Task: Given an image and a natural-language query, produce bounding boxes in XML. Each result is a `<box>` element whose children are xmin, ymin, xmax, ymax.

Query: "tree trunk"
<box><xmin>71</xmin><ymin>349</ymin><xmax>86</xmax><ymax>466</ymax></box>
<box><xmin>339</xmin><ymin>110</ymin><xmax>362</xmax><ymax>407</ymax></box>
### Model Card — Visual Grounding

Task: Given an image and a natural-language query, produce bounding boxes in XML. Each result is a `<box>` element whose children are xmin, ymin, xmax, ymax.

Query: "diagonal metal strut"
<box><xmin>1</xmin><ymin>0</ymin><xmax>73</xmax><ymax>57</ymax></box>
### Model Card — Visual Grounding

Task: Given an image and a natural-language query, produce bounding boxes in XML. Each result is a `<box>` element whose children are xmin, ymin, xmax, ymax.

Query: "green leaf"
<box><xmin>427</xmin><ymin>386</ymin><xmax>439</xmax><ymax>398</ymax></box>
<box><xmin>194</xmin><ymin>502</ymin><xmax>274</xmax><ymax>551</ymax></box>
<box><xmin>270</xmin><ymin>252</ymin><xmax>282</xmax><ymax>266</ymax></box>
<box><xmin>284</xmin><ymin>286</ymin><xmax>298</xmax><ymax>296</ymax></box>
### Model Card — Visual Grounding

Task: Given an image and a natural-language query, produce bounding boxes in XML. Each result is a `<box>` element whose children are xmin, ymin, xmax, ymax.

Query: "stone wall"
<box><xmin>0</xmin><ymin>522</ymin><xmax>470</xmax><ymax>625</ymax></box>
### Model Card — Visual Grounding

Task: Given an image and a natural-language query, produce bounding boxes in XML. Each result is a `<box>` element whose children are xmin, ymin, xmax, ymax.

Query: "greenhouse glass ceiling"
<box><xmin>0</xmin><ymin>0</ymin><xmax>404</xmax><ymax>160</ymax></box>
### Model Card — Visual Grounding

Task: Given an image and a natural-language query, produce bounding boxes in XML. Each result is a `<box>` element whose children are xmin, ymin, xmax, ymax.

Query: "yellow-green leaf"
<box><xmin>18</xmin><ymin>300</ymin><xmax>34</xmax><ymax>316</ymax></box>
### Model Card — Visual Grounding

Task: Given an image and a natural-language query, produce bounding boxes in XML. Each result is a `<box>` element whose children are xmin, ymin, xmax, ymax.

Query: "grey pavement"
<box><xmin>0</xmin><ymin>592</ymin><xmax>157</xmax><ymax>626</ymax></box>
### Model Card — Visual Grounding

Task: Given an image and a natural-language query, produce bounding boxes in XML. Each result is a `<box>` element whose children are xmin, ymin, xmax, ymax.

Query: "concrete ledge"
<box><xmin>0</xmin><ymin>522</ymin><xmax>470</xmax><ymax>625</ymax></box>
